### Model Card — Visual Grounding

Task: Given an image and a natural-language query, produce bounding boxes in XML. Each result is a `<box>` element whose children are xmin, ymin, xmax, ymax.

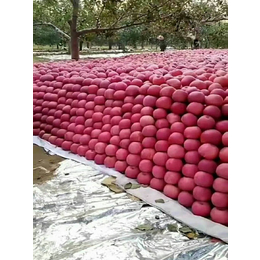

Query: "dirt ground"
<box><xmin>33</xmin><ymin>145</ymin><xmax>64</xmax><ymax>184</ymax></box>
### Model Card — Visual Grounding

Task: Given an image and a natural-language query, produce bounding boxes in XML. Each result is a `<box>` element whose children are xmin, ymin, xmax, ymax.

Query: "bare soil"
<box><xmin>33</xmin><ymin>145</ymin><xmax>64</xmax><ymax>184</ymax></box>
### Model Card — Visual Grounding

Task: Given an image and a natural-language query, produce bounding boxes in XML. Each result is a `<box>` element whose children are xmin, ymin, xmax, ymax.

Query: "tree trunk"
<box><xmin>141</xmin><ymin>40</ymin><xmax>144</xmax><ymax>49</ymax></box>
<box><xmin>67</xmin><ymin>40</ymin><xmax>71</xmax><ymax>54</ymax></box>
<box><xmin>122</xmin><ymin>43</ymin><xmax>126</xmax><ymax>52</ymax></box>
<box><xmin>71</xmin><ymin>32</ymin><xmax>79</xmax><ymax>60</ymax></box>
<box><xmin>79</xmin><ymin>40</ymin><xmax>83</xmax><ymax>51</ymax></box>
<box><xmin>70</xmin><ymin>0</ymin><xmax>79</xmax><ymax>60</ymax></box>
<box><xmin>86</xmin><ymin>41</ymin><xmax>90</xmax><ymax>48</ymax></box>
<box><xmin>108</xmin><ymin>39</ymin><xmax>113</xmax><ymax>50</ymax></box>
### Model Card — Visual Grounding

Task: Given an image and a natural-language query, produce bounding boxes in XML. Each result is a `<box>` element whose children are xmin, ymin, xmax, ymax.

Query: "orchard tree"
<box><xmin>183</xmin><ymin>0</ymin><xmax>228</xmax><ymax>41</ymax></box>
<box><xmin>33</xmin><ymin>25</ymin><xmax>62</xmax><ymax>47</ymax></box>
<box><xmin>201</xmin><ymin>22</ymin><xmax>228</xmax><ymax>48</ymax></box>
<box><xmin>34</xmin><ymin>0</ymin><xmax>190</xmax><ymax>59</ymax></box>
<box><xmin>151</xmin><ymin>0</ymin><xmax>228</xmax><ymax>45</ymax></box>
<box><xmin>33</xmin><ymin>0</ymin><xmax>228</xmax><ymax>60</ymax></box>
<box><xmin>67</xmin><ymin>0</ymin><xmax>186</xmax><ymax>60</ymax></box>
<box><xmin>34</xmin><ymin>0</ymin><xmax>72</xmax><ymax>51</ymax></box>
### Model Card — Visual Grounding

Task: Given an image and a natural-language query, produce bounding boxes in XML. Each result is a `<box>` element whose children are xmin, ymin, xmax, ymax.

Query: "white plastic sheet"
<box><xmin>37</xmin><ymin>52</ymin><xmax>140</xmax><ymax>61</ymax></box>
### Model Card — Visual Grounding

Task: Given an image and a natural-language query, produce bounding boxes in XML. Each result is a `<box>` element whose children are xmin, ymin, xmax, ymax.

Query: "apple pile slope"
<box><xmin>33</xmin><ymin>50</ymin><xmax>228</xmax><ymax>226</ymax></box>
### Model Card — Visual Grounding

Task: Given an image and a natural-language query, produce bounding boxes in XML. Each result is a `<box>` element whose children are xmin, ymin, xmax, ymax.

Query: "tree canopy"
<box><xmin>33</xmin><ymin>25</ymin><xmax>62</xmax><ymax>46</ymax></box>
<box><xmin>33</xmin><ymin>0</ymin><xmax>228</xmax><ymax>57</ymax></box>
<box><xmin>34</xmin><ymin>0</ymin><xmax>227</xmax><ymax>37</ymax></box>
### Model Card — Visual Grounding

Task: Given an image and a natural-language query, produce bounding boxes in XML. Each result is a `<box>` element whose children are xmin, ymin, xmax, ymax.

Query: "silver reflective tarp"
<box><xmin>33</xmin><ymin>136</ymin><xmax>228</xmax><ymax>260</ymax></box>
<box><xmin>33</xmin><ymin>136</ymin><xmax>228</xmax><ymax>243</ymax></box>
<box><xmin>33</xmin><ymin>159</ymin><xmax>228</xmax><ymax>260</ymax></box>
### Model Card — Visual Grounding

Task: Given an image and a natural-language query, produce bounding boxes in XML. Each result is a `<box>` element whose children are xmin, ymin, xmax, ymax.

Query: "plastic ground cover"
<box><xmin>34</xmin><ymin>159</ymin><xmax>228</xmax><ymax>260</ymax></box>
<box><xmin>33</xmin><ymin>136</ymin><xmax>228</xmax><ymax>243</ymax></box>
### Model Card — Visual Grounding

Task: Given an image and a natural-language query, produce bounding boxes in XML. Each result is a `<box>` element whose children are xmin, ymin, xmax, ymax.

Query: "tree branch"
<box><xmin>109</xmin><ymin>5</ymin><xmax>133</xmax><ymax>28</ymax></box>
<box><xmin>77</xmin><ymin>12</ymin><xmax>174</xmax><ymax>36</ymax></box>
<box><xmin>33</xmin><ymin>22</ymin><xmax>71</xmax><ymax>40</ymax></box>
<box><xmin>77</xmin><ymin>21</ymin><xmax>148</xmax><ymax>36</ymax></box>
<box><xmin>70</xmin><ymin>0</ymin><xmax>78</xmax><ymax>7</ymax></box>
<box><xmin>96</xmin><ymin>1</ymin><xmax>106</xmax><ymax>22</ymax></box>
<box><xmin>100</xmin><ymin>0</ymin><xmax>174</xmax><ymax>32</ymax></box>
<box><xmin>201</xmin><ymin>17</ymin><xmax>228</xmax><ymax>23</ymax></box>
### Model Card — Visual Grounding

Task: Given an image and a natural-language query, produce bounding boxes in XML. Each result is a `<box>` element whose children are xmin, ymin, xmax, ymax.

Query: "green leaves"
<box><xmin>167</xmin><ymin>224</ymin><xmax>178</xmax><ymax>232</ymax></box>
<box><xmin>155</xmin><ymin>199</ymin><xmax>165</xmax><ymax>204</ymax></box>
<box><xmin>178</xmin><ymin>226</ymin><xmax>205</xmax><ymax>240</ymax></box>
<box><xmin>199</xmin><ymin>22</ymin><xmax>228</xmax><ymax>49</ymax></box>
<box><xmin>127</xmin><ymin>194</ymin><xmax>141</xmax><ymax>202</ymax></box>
<box><xmin>101</xmin><ymin>176</ymin><xmax>124</xmax><ymax>193</ymax></box>
<box><xmin>179</xmin><ymin>226</ymin><xmax>193</xmax><ymax>234</ymax></box>
<box><xmin>124</xmin><ymin>183</ymin><xmax>141</xmax><ymax>189</ymax></box>
<box><xmin>185</xmin><ymin>232</ymin><xmax>198</xmax><ymax>239</ymax></box>
<box><xmin>135</xmin><ymin>224</ymin><xmax>154</xmax><ymax>231</ymax></box>
<box><xmin>124</xmin><ymin>183</ymin><xmax>132</xmax><ymax>189</ymax></box>
<box><xmin>34</xmin><ymin>0</ymin><xmax>186</xmax><ymax>35</ymax></box>
<box><xmin>167</xmin><ymin>223</ymin><xmax>206</xmax><ymax>240</ymax></box>
<box><xmin>34</xmin><ymin>0</ymin><xmax>72</xmax><ymax>33</ymax></box>
<box><xmin>33</xmin><ymin>26</ymin><xmax>62</xmax><ymax>45</ymax></box>
<box><xmin>34</xmin><ymin>0</ymin><xmax>228</xmax><ymax>51</ymax></box>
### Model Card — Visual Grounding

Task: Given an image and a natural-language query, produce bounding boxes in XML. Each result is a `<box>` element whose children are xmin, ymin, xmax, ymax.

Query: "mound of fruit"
<box><xmin>33</xmin><ymin>50</ymin><xmax>228</xmax><ymax>225</ymax></box>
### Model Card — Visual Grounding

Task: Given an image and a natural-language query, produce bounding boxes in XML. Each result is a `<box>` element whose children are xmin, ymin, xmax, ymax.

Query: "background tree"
<box><xmin>33</xmin><ymin>0</ymin><xmax>228</xmax><ymax>59</ymax></box>
<box><xmin>201</xmin><ymin>22</ymin><xmax>228</xmax><ymax>48</ymax></box>
<box><xmin>33</xmin><ymin>26</ymin><xmax>61</xmax><ymax>47</ymax></box>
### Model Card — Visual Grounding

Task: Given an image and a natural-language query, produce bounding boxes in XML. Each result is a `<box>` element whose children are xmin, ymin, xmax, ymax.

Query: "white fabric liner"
<box><xmin>37</xmin><ymin>53</ymin><xmax>138</xmax><ymax>61</ymax></box>
<box><xmin>33</xmin><ymin>136</ymin><xmax>228</xmax><ymax>243</ymax></box>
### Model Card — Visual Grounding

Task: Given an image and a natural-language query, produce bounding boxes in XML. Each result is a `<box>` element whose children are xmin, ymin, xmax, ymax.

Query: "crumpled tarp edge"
<box><xmin>33</xmin><ymin>136</ymin><xmax>228</xmax><ymax>243</ymax></box>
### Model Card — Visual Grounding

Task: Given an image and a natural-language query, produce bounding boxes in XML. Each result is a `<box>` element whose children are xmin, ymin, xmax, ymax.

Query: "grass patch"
<box><xmin>33</xmin><ymin>44</ymin><xmax>61</xmax><ymax>52</ymax></box>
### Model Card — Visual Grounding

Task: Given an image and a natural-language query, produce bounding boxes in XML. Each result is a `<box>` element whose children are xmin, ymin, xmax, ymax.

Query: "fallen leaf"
<box><xmin>130</xmin><ymin>184</ymin><xmax>141</xmax><ymax>189</ymax></box>
<box><xmin>197</xmin><ymin>232</ymin><xmax>206</xmax><ymax>238</ymax></box>
<box><xmin>101</xmin><ymin>176</ymin><xmax>116</xmax><ymax>186</ymax></box>
<box><xmin>124</xmin><ymin>183</ymin><xmax>133</xmax><ymax>189</ymax></box>
<box><xmin>179</xmin><ymin>226</ymin><xmax>193</xmax><ymax>234</ymax></box>
<box><xmin>101</xmin><ymin>177</ymin><xmax>123</xmax><ymax>193</ymax></box>
<box><xmin>135</xmin><ymin>224</ymin><xmax>154</xmax><ymax>231</ymax></box>
<box><xmin>107</xmin><ymin>183</ymin><xmax>124</xmax><ymax>193</ymax></box>
<box><xmin>167</xmin><ymin>224</ymin><xmax>178</xmax><ymax>232</ymax></box>
<box><xmin>127</xmin><ymin>194</ymin><xmax>141</xmax><ymax>201</ymax></box>
<box><xmin>155</xmin><ymin>199</ymin><xmax>165</xmax><ymax>203</ymax></box>
<box><xmin>186</xmin><ymin>232</ymin><xmax>197</xmax><ymax>239</ymax></box>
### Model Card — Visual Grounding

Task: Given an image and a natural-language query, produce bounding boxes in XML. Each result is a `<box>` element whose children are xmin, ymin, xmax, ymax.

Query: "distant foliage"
<box><xmin>201</xmin><ymin>23</ymin><xmax>228</xmax><ymax>49</ymax></box>
<box><xmin>33</xmin><ymin>26</ymin><xmax>61</xmax><ymax>46</ymax></box>
<box><xmin>33</xmin><ymin>0</ymin><xmax>228</xmax><ymax>50</ymax></box>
